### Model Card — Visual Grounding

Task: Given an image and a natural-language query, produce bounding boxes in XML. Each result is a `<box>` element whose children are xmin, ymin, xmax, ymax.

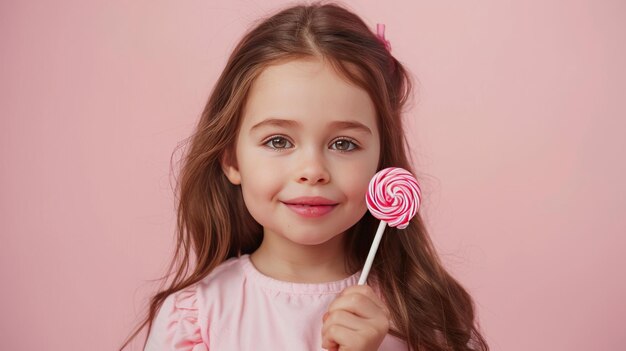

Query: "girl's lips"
<box><xmin>283</xmin><ymin>203</ymin><xmax>337</xmax><ymax>218</ymax></box>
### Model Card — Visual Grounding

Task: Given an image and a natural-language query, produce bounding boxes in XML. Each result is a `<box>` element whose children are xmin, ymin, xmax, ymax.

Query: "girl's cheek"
<box><xmin>343</xmin><ymin>156</ymin><xmax>377</xmax><ymax>180</ymax></box>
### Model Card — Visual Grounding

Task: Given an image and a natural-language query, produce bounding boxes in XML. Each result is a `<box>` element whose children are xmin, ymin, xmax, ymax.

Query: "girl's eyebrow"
<box><xmin>250</xmin><ymin>118</ymin><xmax>372</xmax><ymax>135</ymax></box>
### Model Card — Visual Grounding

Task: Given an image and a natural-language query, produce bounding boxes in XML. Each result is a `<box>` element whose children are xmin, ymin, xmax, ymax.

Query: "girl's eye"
<box><xmin>331</xmin><ymin>138</ymin><xmax>358</xmax><ymax>151</ymax></box>
<box><xmin>264</xmin><ymin>136</ymin><xmax>293</xmax><ymax>149</ymax></box>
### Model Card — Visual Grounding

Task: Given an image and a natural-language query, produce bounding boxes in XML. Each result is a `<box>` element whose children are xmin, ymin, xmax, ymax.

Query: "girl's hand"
<box><xmin>321</xmin><ymin>285</ymin><xmax>391</xmax><ymax>351</ymax></box>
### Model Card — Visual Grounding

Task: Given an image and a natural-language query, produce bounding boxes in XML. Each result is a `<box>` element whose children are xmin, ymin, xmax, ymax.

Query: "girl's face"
<box><xmin>223</xmin><ymin>58</ymin><xmax>380</xmax><ymax>249</ymax></box>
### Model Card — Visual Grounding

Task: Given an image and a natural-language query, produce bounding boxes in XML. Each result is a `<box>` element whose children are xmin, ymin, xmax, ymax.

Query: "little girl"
<box><xmin>120</xmin><ymin>2</ymin><xmax>488</xmax><ymax>350</ymax></box>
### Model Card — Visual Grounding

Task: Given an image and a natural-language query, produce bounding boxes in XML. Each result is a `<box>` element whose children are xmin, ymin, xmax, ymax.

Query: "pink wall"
<box><xmin>1</xmin><ymin>1</ymin><xmax>624</xmax><ymax>350</ymax></box>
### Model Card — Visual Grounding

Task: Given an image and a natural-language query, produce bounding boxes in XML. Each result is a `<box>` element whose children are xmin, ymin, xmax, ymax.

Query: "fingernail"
<box><xmin>323</xmin><ymin>312</ymin><xmax>329</xmax><ymax>322</ymax></box>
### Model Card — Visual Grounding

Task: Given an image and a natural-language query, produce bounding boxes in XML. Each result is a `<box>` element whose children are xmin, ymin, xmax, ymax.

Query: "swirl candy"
<box><xmin>358</xmin><ymin>167</ymin><xmax>421</xmax><ymax>285</ymax></box>
<box><xmin>366</xmin><ymin>167</ymin><xmax>421</xmax><ymax>229</ymax></box>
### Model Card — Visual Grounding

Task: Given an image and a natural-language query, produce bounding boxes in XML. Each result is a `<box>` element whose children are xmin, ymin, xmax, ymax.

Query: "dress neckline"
<box><xmin>239</xmin><ymin>254</ymin><xmax>361</xmax><ymax>294</ymax></box>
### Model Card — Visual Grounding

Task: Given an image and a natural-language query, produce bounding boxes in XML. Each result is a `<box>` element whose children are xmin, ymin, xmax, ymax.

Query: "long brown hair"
<box><xmin>119</xmin><ymin>1</ymin><xmax>488</xmax><ymax>350</ymax></box>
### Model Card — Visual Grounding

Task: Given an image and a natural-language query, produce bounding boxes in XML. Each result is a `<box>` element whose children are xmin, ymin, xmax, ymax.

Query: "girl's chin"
<box><xmin>287</xmin><ymin>230</ymin><xmax>351</xmax><ymax>247</ymax></box>
<box><xmin>286</xmin><ymin>235</ymin><xmax>339</xmax><ymax>247</ymax></box>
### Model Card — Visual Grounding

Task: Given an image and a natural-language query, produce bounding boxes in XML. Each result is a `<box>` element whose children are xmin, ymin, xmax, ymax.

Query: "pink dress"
<box><xmin>144</xmin><ymin>254</ymin><xmax>407</xmax><ymax>350</ymax></box>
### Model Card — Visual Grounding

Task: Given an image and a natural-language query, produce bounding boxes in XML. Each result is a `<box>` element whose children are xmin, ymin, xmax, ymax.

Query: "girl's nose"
<box><xmin>296</xmin><ymin>150</ymin><xmax>330</xmax><ymax>185</ymax></box>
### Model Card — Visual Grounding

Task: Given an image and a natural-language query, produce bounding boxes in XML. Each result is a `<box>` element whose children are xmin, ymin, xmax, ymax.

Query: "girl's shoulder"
<box><xmin>144</xmin><ymin>281</ymin><xmax>206</xmax><ymax>350</ymax></box>
<box><xmin>144</xmin><ymin>256</ymin><xmax>248</xmax><ymax>351</ymax></box>
<box><xmin>200</xmin><ymin>254</ymin><xmax>248</xmax><ymax>288</ymax></box>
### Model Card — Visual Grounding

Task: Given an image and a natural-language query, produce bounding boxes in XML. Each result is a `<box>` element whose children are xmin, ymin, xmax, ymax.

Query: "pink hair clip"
<box><xmin>376</xmin><ymin>23</ymin><xmax>392</xmax><ymax>52</ymax></box>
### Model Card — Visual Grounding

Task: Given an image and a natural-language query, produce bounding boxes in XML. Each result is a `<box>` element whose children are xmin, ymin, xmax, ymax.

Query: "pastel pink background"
<box><xmin>1</xmin><ymin>0</ymin><xmax>624</xmax><ymax>350</ymax></box>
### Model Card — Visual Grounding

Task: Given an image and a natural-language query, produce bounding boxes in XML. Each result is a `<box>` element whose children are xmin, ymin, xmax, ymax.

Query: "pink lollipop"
<box><xmin>358</xmin><ymin>167</ymin><xmax>421</xmax><ymax>285</ymax></box>
<box><xmin>366</xmin><ymin>167</ymin><xmax>421</xmax><ymax>229</ymax></box>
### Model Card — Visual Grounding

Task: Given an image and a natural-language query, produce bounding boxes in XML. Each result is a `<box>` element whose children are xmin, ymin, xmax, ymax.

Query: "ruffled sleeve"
<box><xmin>144</xmin><ymin>286</ymin><xmax>208</xmax><ymax>351</ymax></box>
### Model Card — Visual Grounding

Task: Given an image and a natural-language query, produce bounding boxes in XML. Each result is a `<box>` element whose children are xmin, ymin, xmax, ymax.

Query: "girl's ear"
<box><xmin>220</xmin><ymin>150</ymin><xmax>242</xmax><ymax>185</ymax></box>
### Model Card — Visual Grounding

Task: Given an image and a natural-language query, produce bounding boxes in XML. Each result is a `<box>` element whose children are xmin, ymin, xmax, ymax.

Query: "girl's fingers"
<box><xmin>322</xmin><ymin>338</ymin><xmax>339</xmax><ymax>351</ymax></box>
<box><xmin>321</xmin><ymin>309</ymin><xmax>368</xmax><ymax>335</ymax></box>
<box><xmin>323</xmin><ymin>323</ymin><xmax>384</xmax><ymax>351</ymax></box>
<box><xmin>321</xmin><ymin>285</ymin><xmax>391</xmax><ymax>350</ymax></box>
<box><xmin>344</xmin><ymin>285</ymin><xmax>389</xmax><ymax>312</ymax></box>
<box><xmin>322</xmin><ymin>306</ymin><xmax>390</xmax><ymax>346</ymax></box>
<box><xmin>322</xmin><ymin>324</ymin><xmax>361</xmax><ymax>350</ymax></box>
<box><xmin>327</xmin><ymin>288</ymin><xmax>390</xmax><ymax>321</ymax></box>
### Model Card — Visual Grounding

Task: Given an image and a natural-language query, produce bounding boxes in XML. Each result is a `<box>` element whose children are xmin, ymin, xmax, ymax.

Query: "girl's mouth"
<box><xmin>282</xmin><ymin>203</ymin><xmax>337</xmax><ymax>218</ymax></box>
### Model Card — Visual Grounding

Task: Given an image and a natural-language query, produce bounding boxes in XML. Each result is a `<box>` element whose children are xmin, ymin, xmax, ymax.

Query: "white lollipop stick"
<box><xmin>358</xmin><ymin>221</ymin><xmax>387</xmax><ymax>285</ymax></box>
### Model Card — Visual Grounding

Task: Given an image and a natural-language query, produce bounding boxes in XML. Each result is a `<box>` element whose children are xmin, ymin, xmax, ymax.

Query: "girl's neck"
<box><xmin>249</xmin><ymin>231</ymin><xmax>351</xmax><ymax>284</ymax></box>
